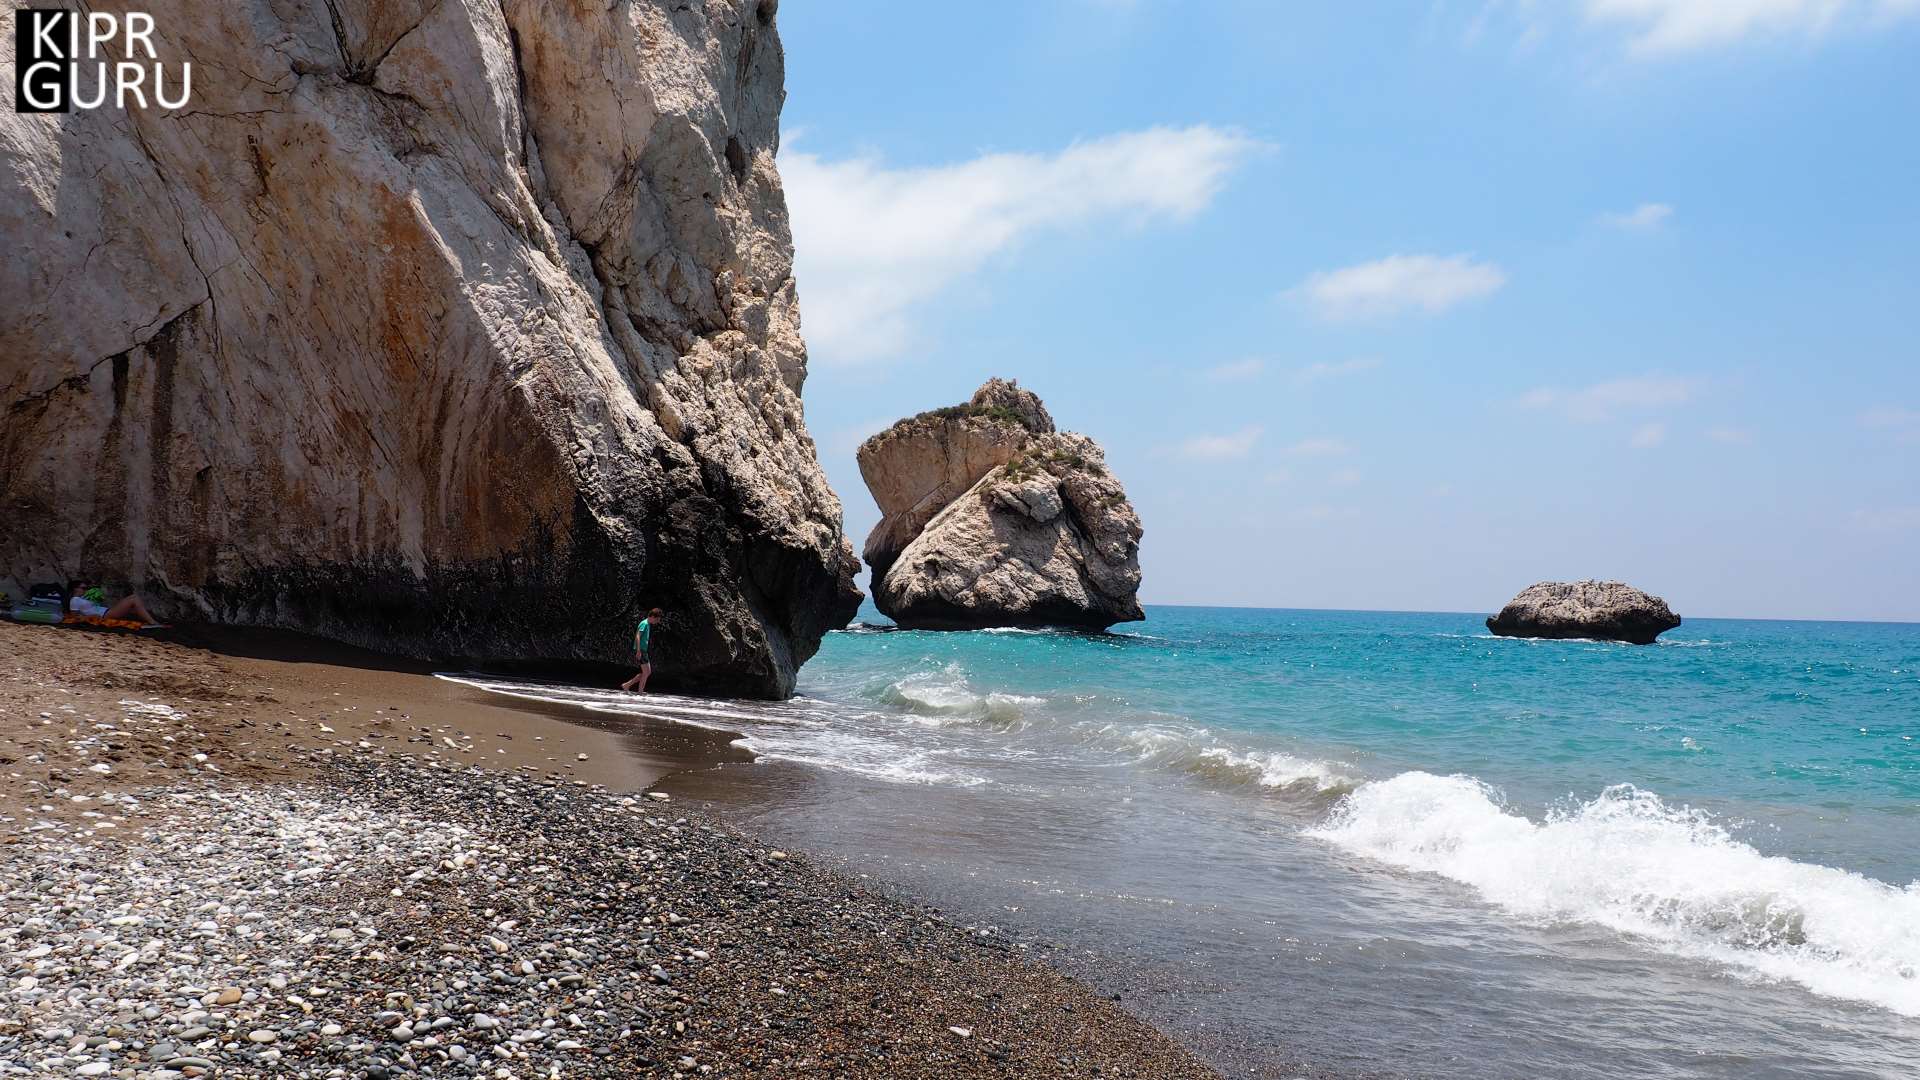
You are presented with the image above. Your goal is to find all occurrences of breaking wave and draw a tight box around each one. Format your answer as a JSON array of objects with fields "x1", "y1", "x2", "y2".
[
  {"x1": 874, "y1": 666, "x2": 1042, "y2": 727},
  {"x1": 1311, "y1": 772, "x2": 1920, "y2": 1016}
]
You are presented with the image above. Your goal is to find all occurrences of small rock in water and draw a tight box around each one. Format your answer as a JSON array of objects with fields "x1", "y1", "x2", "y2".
[{"x1": 949, "y1": 1026, "x2": 973, "y2": 1038}]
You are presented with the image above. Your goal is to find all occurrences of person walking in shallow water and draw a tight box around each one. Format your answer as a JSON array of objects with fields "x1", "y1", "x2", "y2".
[{"x1": 621, "y1": 608, "x2": 662, "y2": 693}]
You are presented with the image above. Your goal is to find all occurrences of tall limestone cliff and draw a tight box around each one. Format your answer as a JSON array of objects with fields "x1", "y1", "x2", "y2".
[
  {"x1": 0, "y1": 0, "x2": 860, "y2": 697},
  {"x1": 858, "y1": 380, "x2": 1143, "y2": 631}
]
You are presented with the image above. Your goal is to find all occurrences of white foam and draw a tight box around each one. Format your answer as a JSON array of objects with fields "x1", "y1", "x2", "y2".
[
  {"x1": 439, "y1": 674, "x2": 991, "y2": 788},
  {"x1": 877, "y1": 668, "x2": 1040, "y2": 727},
  {"x1": 432, "y1": 674, "x2": 761, "y2": 731},
  {"x1": 438, "y1": 673, "x2": 1347, "y2": 797},
  {"x1": 1195, "y1": 747, "x2": 1357, "y2": 790},
  {"x1": 748, "y1": 746, "x2": 989, "y2": 788},
  {"x1": 1312, "y1": 772, "x2": 1920, "y2": 1016},
  {"x1": 1096, "y1": 723, "x2": 1356, "y2": 793}
]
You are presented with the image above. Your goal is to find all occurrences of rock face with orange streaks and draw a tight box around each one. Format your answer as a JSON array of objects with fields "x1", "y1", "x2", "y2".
[{"x1": 0, "y1": 0, "x2": 858, "y2": 697}]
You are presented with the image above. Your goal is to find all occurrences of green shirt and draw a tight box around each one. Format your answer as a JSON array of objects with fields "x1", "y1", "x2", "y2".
[{"x1": 635, "y1": 619, "x2": 652, "y2": 654}]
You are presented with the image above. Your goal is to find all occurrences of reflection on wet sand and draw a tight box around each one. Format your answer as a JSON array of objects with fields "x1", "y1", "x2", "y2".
[{"x1": 439, "y1": 679, "x2": 757, "y2": 783}]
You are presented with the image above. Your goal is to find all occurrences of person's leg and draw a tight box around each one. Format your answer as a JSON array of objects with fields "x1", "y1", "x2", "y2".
[
  {"x1": 635, "y1": 661, "x2": 652, "y2": 693},
  {"x1": 105, "y1": 595, "x2": 161, "y2": 625},
  {"x1": 620, "y1": 670, "x2": 640, "y2": 691}
]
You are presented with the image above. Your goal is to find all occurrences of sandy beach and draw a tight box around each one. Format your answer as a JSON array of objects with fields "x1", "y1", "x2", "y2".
[{"x1": 0, "y1": 619, "x2": 1219, "y2": 1079}]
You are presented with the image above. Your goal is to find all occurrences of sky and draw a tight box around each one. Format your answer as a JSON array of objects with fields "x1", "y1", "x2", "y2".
[{"x1": 773, "y1": 0, "x2": 1920, "y2": 622}]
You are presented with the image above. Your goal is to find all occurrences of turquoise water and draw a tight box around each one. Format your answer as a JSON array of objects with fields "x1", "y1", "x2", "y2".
[
  {"x1": 823, "y1": 606, "x2": 1920, "y2": 878},
  {"x1": 463, "y1": 605, "x2": 1920, "y2": 1077}
]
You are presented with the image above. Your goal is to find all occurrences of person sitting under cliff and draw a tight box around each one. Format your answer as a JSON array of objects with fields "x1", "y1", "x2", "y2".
[
  {"x1": 68, "y1": 581, "x2": 166, "y2": 628},
  {"x1": 621, "y1": 608, "x2": 663, "y2": 693}
]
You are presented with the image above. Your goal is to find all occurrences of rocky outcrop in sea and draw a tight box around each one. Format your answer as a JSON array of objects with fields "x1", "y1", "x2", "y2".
[
  {"x1": 858, "y1": 380, "x2": 1143, "y2": 631},
  {"x1": 0, "y1": 0, "x2": 858, "y2": 697},
  {"x1": 1486, "y1": 580, "x2": 1682, "y2": 644}
]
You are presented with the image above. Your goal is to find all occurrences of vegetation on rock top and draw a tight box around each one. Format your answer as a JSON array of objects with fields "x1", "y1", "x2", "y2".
[{"x1": 862, "y1": 402, "x2": 1038, "y2": 454}]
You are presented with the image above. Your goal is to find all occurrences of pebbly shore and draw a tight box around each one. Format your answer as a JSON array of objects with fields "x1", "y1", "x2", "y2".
[{"x1": 0, "y1": 622, "x2": 1218, "y2": 1079}]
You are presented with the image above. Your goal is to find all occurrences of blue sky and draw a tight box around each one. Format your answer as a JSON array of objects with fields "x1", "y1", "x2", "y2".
[{"x1": 775, "y1": 1, "x2": 1920, "y2": 621}]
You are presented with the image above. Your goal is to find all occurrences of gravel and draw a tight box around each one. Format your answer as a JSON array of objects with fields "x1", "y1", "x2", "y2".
[{"x1": 1, "y1": 715, "x2": 1217, "y2": 1078}]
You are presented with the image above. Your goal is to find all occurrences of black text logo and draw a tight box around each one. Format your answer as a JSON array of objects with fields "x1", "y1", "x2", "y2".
[{"x1": 14, "y1": 9, "x2": 191, "y2": 113}]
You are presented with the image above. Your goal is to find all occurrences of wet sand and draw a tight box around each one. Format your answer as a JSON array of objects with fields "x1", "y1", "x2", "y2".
[{"x1": 0, "y1": 619, "x2": 746, "y2": 830}]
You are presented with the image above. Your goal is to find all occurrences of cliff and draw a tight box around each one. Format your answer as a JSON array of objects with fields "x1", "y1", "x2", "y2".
[
  {"x1": 0, "y1": 0, "x2": 859, "y2": 697},
  {"x1": 858, "y1": 380, "x2": 1143, "y2": 631}
]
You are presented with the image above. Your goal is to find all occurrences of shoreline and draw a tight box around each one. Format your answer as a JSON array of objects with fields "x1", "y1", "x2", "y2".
[
  {"x1": 0, "y1": 620, "x2": 1222, "y2": 1078},
  {"x1": 0, "y1": 619, "x2": 750, "y2": 830}
]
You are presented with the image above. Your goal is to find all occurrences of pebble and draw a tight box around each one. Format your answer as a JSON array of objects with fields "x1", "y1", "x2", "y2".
[{"x1": 0, "y1": 711, "x2": 1214, "y2": 1080}]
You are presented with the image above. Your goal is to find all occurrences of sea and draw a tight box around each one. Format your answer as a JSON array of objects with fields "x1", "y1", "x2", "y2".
[{"x1": 451, "y1": 605, "x2": 1920, "y2": 1079}]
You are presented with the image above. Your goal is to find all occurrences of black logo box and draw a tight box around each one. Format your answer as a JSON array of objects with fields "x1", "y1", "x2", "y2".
[{"x1": 15, "y1": 9, "x2": 73, "y2": 114}]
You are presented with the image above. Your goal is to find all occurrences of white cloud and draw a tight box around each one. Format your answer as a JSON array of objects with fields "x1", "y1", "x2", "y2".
[
  {"x1": 1295, "y1": 505, "x2": 1360, "y2": 524},
  {"x1": 1205, "y1": 358, "x2": 1266, "y2": 382},
  {"x1": 783, "y1": 126, "x2": 1261, "y2": 363},
  {"x1": 1600, "y1": 202, "x2": 1674, "y2": 230},
  {"x1": 1290, "y1": 254, "x2": 1506, "y2": 321},
  {"x1": 1584, "y1": 0, "x2": 1920, "y2": 53},
  {"x1": 1861, "y1": 405, "x2": 1920, "y2": 426},
  {"x1": 1851, "y1": 506, "x2": 1920, "y2": 532},
  {"x1": 1327, "y1": 467, "x2": 1365, "y2": 488},
  {"x1": 1177, "y1": 426, "x2": 1264, "y2": 460},
  {"x1": 1861, "y1": 405, "x2": 1920, "y2": 441},
  {"x1": 1519, "y1": 374, "x2": 1702, "y2": 422},
  {"x1": 1295, "y1": 357, "x2": 1383, "y2": 384},
  {"x1": 1708, "y1": 426, "x2": 1754, "y2": 444},
  {"x1": 1280, "y1": 437, "x2": 1352, "y2": 458},
  {"x1": 1629, "y1": 422, "x2": 1669, "y2": 448}
]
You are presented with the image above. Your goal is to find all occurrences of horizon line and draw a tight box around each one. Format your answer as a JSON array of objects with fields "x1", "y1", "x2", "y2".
[{"x1": 1129, "y1": 600, "x2": 1920, "y2": 626}]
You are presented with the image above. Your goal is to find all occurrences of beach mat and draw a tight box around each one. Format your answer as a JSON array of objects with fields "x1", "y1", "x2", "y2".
[{"x1": 3, "y1": 610, "x2": 151, "y2": 631}]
